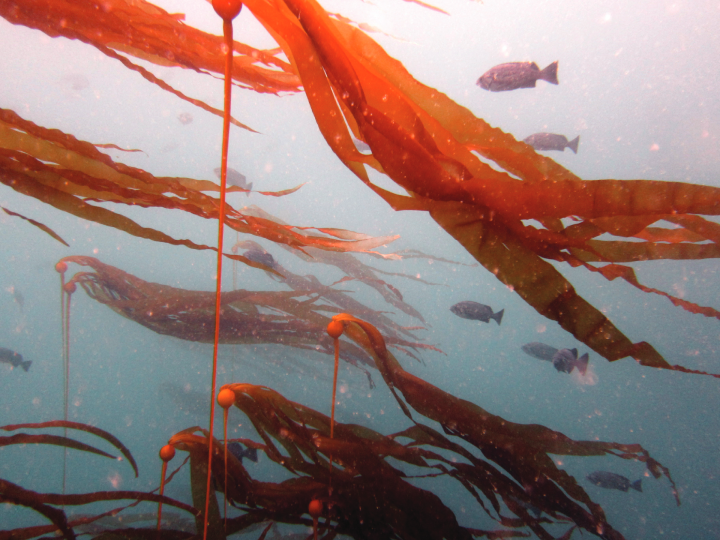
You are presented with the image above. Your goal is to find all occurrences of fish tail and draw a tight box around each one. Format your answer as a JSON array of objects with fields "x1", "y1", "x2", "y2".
[
  {"x1": 493, "y1": 309, "x2": 504, "y2": 326},
  {"x1": 576, "y1": 353, "x2": 589, "y2": 375},
  {"x1": 246, "y1": 182, "x2": 253, "y2": 195},
  {"x1": 568, "y1": 136, "x2": 580, "y2": 154},
  {"x1": 540, "y1": 61, "x2": 559, "y2": 85},
  {"x1": 21, "y1": 360, "x2": 31, "y2": 372},
  {"x1": 631, "y1": 479, "x2": 643, "y2": 492}
]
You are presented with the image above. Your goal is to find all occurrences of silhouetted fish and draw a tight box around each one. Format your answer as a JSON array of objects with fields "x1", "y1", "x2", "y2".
[
  {"x1": 521, "y1": 342, "x2": 559, "y2": 362},
  {"x1": 227, "y1": 442, "x2": 258, "y2": 463},
  {"x1": 0, "y1": 347, "x2": 31, "y2": 372},
  {"x1": 524, "y1": 133, "x2": 580, "y2": 154},
  {"x1": 11, "y1": 287, "x2": 24, "y2": 312},
  {"x1": 587, "y1": 471, "x2": 642, "y2": 493},
  {"x1": 450, "y1": 301, "x2": 504, "y2": 325},
  {"x1": 552, "y1": 348, "x2": 589, "y2": 375},
  {"x1": 214, "y1": 167, "x2": 253, "y2": 191},
  {"x1": 477, "y1": 61, "x2": 558, "y2": 92},
  {"x1": 244, "y1": 249, "x2": 276, "y2": 269}
]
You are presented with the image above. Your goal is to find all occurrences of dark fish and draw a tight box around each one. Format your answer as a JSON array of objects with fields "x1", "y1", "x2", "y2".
[
  {"x1": 524, "y1": 133, "x2": 580, "y2": 154},
  {"x1": 552, "y1": 348, "x2": 589, "y2": 375},
  {"x1": 213, "y1": 167, "x2": 253, "y2": 191},
  {"x1": 587, "y1": 471, "x2": 642, "y2": 493},
  {"x1": 521, "y1": 342, "x2": 559, "y2": 362},
  {"x1": 0, "y1": 347, "x2": 31, "y2": 372},
  {"x1": 244, "y1": 249, "x2": 276, "y2": 269},
  {"x1": 450, "y1": 301, "x2": 504, "y2": 325},
  {"x1": 477, "y1": 61, "x2": 559, "y2": 92},
  {"x1": 227, "y1": 442, "x2": 258, "y2": 463}
]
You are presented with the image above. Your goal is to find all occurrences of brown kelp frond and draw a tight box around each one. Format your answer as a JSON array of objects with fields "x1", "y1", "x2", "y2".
[
  {"x1": 332, "y1": 314, "x2": 679, "y2": 514},
  {"x1": 2, "y1": 420, "x2": 139, "y2": 477},
  {"x1": 183, "y1": 379, "x2": 662, "y2": 539},
  {"x1": 0, "y1": 478, "x2": 76, "y2": 540},
  {"x1": 56, "y1": 257, "x2": 436, "y2": 377},
  {"x1": 0, "y1": 0, "x2": 300, "y2": 95},
  {"x1": 241, "y1": 0, "x2": 720, "y2": 374},
  {"x1": 1, "y1": 206, "x2": 69, "y2": 246},
  {"x1": 0, "y1": 108, "x2": 401, "y2": 258}
]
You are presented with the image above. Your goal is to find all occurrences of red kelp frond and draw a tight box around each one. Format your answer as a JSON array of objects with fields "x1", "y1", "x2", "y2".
[
  {"x1": 58, "y1": 256, "x2": 435, "y2": 375},
  {"x1": 0, "y1": 0, "x2": 300, "y2": 97},
  {"x1": 240, "y1": 0, "x2": 720, "y2": 374},
  {"x1": 0, "y1": 108, "x2": 399, "y2": 259}
]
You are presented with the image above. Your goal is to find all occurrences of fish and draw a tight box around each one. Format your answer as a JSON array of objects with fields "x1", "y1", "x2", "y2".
[
  {"x1": 0, "y1": 347, "x2": 32, "y2": 372},
  {"x1": 227, "y1": 442, "x2": 258, "y2": 463},
  {"x1": 450, "y1": 301, "x2": 504, "y2": 325},
  {"x1": 244, "y1": 249, "x2": 276, "y2": 269},
  {"x1": 521, "y1": 342, "x2": 559, "y2": 362},
  {"x1": 587, "y1": 471, "x2": 642, "y2": 493},
  {"x1": 213, "y1": 167, "x2": 253, "y2": 192},
  {"x1": 477, "y1": 61, "x2": 559, "y2": 92},
  {"x1": 10, "y1": 286, "x2": 24, "y2": 312},
  {"x1": 523, "y1": 133, "x2": 580, "y2": 154},
  {"x1": 551, "y1": 348, "x2": 589, "y2": 375}
]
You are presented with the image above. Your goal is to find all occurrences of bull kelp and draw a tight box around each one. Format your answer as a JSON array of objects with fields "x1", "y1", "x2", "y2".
[{"x1": 0, "y1": 0, "x2": 718, "y2": 539}]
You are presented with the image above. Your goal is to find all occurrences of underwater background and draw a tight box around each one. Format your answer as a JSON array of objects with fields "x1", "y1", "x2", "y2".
[{"x1": 1, "y1": 0, "x2": 719, "y2": 538}]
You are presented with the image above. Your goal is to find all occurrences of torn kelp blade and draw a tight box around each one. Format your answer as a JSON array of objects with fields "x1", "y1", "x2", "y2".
[{"x1": 1, "y1": 206, "x2": 69, "y2": 247}]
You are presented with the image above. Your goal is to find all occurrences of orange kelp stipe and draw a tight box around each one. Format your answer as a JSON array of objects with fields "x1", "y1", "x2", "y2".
[
  {"x1": 156, "y1": 444, "x2": 176, "y2": 530},
  {"x1": 325, "y1": 320, "x2": 344, "y2": 440},
  {"x1": 205, "y1": 2, "x2": 243, "y2": 540},
  {"x1": 217, "y1": 388, "x2": 235, "y2": 526},
  {"x1": 309, "y1": 499, "x2": 323, "y2": 540}
]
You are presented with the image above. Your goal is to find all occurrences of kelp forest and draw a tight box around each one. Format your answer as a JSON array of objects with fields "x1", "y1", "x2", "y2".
[{"x1": 1, "y1": 0, "x2": 719, "y2": 539}]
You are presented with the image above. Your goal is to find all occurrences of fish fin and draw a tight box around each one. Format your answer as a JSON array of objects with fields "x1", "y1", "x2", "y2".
[
  {"x1": 540, "y1": 61, "x2": 559, "y2": 85},
  {"x1": 570, "y1": 348, "x2": 578, "y2": 358},
  {"x1": 520, "y1": 80, "x2": 537, "y2": 89},
  {"x1": 21, "y1": 360, "x2": 31, "y2": 372},
  {"x1": 631, "y1": 479, "x2": 643, "y2": 492},
  {"x1": 493, "y1": 309, "x2": 504, "y2": 325},
  {"x1": 567, "y1": 136, "x2": 580, "y2": 154},
  {"x1": 576, "y1": 353, "x2": 589, "y2": 375}
]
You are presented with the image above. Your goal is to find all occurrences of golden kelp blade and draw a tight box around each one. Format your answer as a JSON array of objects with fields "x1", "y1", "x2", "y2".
[
  {"x1": 0, "y1": 0, "x2": 300, "y2": 95},
  {"x1": 0, "y1": 108, "x2": 400, "y2": 257},
  {"x1": 241, "y1": 0, "x2": 719, "y2": 373},
  {"x1": 1, "y1": 206, "x2": 69, "y2": 246}
]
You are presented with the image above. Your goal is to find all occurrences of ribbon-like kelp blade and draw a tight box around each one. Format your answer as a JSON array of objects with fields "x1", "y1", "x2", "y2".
[
  {"x1": 0, "y1": 479, "x2": 75, "y2": 540},
  {"x1": 0, "y1": 0, "x2": 300, "y2": 94},
  {"x1": 2, "y1": 420, "x2": 139, "y2": 477},
  {"x1": 0, "y1": 108, "x2": 400, "y2": 258},
  {"x1": 1, "y1": 205, "x2": 70, "y2": 246},
  {"x1": 243, "y1": 0, "x2": 719, "y2": 374},
  {"x1": 0, "y1": 434, "x2": 116, "y2": 461}
]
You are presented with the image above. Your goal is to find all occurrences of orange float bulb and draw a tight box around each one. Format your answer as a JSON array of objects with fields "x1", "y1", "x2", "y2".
[
  {"x1": 309, "y1": 499, "x2": 323, "y2": 540},
  {"x1": 55, "y1": 261, "x2": 67, "y2": 273},
  {"x1": 326, "y1": 320, "x2": 344, "y2": 339},
  {"x1": 159, "y1": 444, "x2": 176, "y2": 462},
  {"x1": 217, "y1": 388, "x2": 235, "y2": 409},
  {"x1": 157, "y1": 444, "x2": 175, "y2": 530},
  {"x1": 212, "y1": 0, "x2": 242, "y2": 21},
  {"x1": 63, "y1": 281, "x2": 76, "y2": 294}
]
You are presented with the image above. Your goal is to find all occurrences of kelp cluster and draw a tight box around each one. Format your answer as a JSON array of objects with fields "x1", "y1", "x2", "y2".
[{"x1": 1, "y1": 0, "x2": 719, "y2": 538}]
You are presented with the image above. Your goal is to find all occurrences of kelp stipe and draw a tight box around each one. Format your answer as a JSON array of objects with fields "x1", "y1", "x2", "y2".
[{"x1": 205, "y1": 3, "x2": 244, "y2": 540}]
